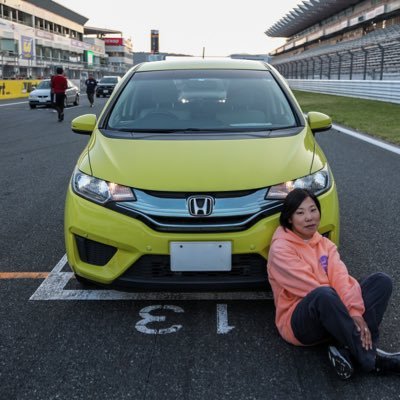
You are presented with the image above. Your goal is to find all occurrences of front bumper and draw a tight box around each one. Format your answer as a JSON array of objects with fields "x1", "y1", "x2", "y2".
[
  {"x1": 64, "y1": 184, "x2": 339, "y2": 289},
  {"x1": 96, "y1": 87, "x2": 115, "y2": 96},
  {"x1": 29, "y1": 99, "x2": 51, "y2": 106}
]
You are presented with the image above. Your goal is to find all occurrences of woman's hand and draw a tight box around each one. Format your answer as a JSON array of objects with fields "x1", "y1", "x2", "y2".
[{"x1": 352, "y1": 316, "x2": 373, "y2": 350}]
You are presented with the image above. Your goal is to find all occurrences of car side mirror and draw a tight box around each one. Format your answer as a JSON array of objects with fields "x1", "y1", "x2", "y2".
[
  {"x1": 71, "y1": 114, "x2": 97, "y2": 135},
  {"x1": 307, "y1": 111, "x2": 332, "y2": 134}
]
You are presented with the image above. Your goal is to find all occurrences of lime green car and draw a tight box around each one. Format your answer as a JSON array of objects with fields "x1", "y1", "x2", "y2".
[{"x1": 65, "y1": 58, "x2": 339, "y2": 290}]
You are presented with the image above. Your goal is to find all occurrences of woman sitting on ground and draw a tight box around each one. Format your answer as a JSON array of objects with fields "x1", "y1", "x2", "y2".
[{"x1": 267, "y1": 188, "x2": 399, "y2": 379}]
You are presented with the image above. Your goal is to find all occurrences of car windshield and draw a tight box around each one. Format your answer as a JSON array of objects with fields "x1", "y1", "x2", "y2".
[
  {"x1": 100, "y1": 77, "x2": 118, "y2": 84},
  {"x1": 37, "y1": 80, "x2": 51, "y2": 89},
  {"x1": 106, "y1": 69, "x2": 297, "y2": 133}
]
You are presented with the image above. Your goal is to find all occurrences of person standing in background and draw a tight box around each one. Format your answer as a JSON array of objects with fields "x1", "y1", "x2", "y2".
[
  {"x1": 51, "y1": 67, "x2": 68, "y2": 122},
  {"x1": 85, "y1": 74, "x2": 97, "y2": 107}
]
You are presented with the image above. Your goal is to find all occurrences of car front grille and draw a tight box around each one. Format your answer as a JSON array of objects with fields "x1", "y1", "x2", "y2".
[
  {"x1": 115, "y1": 254, "x2": 270, "y2": 290},
  {"x1": 109, "y1": 188, "x2": 282, "y2": 233}
]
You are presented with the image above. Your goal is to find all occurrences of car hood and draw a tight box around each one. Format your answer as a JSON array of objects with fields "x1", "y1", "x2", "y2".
[
  {"x1": 84, "y1": 128, "x2": 325, "y2": 191},
  {"x1": 30, "y1": 89, "x2": 50, "y2": 96}
]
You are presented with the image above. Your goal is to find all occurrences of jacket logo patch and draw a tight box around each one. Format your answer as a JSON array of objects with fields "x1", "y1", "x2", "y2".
[{"x1": 319, "y1": 255, "x2": 328, "y2": 273}]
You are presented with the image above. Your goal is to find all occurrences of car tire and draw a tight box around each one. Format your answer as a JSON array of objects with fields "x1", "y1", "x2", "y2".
[
  {"x1": 96, "y1": 94, "x2": 100, "y2": 98},
  {"x1": 29, "y1": 104, "x2": 36, "y2": 109},
  {"x1": 74, "y1": 94, "x2": 79, "y2": 106}
]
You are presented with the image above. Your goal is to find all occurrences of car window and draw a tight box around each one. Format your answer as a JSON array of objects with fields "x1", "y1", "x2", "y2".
[
  {"x1": 100, "y1": 77, "x2": 119, "y2": 84},
  {"x1": 37, "y1": 80, "x2": 51, "y2": 89},
  {"x1": 106, "y1": 69, "x2": 297, "y2": 133}
]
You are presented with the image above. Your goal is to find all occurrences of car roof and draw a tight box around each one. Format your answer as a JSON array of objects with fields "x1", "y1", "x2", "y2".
[{"x1": 135, "y1": 58, "x2": 270, "y2": 72}]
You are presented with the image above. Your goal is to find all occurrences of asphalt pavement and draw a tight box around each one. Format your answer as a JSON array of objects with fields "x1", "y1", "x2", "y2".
[{"x1": 0, "y1": 96, "x2": 399, "y2": 400}]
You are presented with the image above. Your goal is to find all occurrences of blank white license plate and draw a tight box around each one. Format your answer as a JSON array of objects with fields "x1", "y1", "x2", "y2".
[
  {"x1": 103, "y1": 90, "x2": 109, "y2": 94},
  {"x1": 170, "y1": 241, "x2": 232, "y2": 272}
]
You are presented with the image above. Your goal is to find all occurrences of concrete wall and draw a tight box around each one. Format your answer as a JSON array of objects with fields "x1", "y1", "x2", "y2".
[
  {"x1": 0, "y1": 79, "x2": 41, "y2": 99},
  {"x1": 288, "y1": 79, "x2": 400, "y2": 104}
]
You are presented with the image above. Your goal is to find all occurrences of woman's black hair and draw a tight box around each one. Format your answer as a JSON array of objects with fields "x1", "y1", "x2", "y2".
[{"x1": 279, "y1": 188, "x2": 321, "y2": 230}]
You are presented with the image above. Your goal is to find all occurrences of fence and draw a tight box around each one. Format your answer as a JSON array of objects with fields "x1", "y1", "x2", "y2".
[{"x1": 288, "y1": 79, "x2": 400, "y2": 104}]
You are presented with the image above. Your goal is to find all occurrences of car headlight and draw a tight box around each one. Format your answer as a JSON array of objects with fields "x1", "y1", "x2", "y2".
[
  {"x1": 29, "y1": 95, "x2": 37, "y2": 100},
  {"x1": 266, "y1": 166, "x2": 330, "y2": 200},
  {"x1": 72, "y1": 169, "x2": 135, "y2": 204}
]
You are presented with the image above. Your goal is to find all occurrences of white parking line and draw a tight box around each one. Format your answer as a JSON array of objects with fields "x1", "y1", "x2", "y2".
[
  {"x1": 0, "y1": 101, "x2": 28, "y2": 107},
  {"x1": 29, "y1": 254, "x2": 273, "y2": 301}
]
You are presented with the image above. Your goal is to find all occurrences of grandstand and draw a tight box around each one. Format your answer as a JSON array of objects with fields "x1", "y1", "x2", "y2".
[{"x1": 266, "y1": 0, "x2": 400, "y2": 80}]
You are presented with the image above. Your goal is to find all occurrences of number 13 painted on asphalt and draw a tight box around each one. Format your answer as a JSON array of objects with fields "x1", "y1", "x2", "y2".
[{"x1": 135, "y1": 304, "x2": 234, "y2": 335}]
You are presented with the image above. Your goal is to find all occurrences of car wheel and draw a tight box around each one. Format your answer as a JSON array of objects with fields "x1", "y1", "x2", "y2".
[
  {"x1": 29, "y1": 104, "x2": 36, "y2": 109},
  {"x1": 74, "y1": 94, "x2": 79, "y2": 106},
  {"x1": 96, "y1": 94, "x2": 100, "y2": 98}
]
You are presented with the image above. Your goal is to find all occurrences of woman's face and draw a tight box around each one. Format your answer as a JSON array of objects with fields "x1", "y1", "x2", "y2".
[{"x1": 289, "y1": 196, "x2": 321, "y2": 240}]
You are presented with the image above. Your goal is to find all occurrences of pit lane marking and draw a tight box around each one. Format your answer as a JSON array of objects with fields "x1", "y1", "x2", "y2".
[
  {"x1": 29, "y1": 254, "x2": 273, "y2": 301},
  {"x1": 0, "y1": 272, "x2": 49, "y2": 279}
]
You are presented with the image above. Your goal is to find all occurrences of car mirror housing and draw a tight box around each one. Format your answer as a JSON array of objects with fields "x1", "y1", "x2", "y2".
[
  {"x1": 71, "y1": 114, "x2": 97, "y2": 135},
  {"x1": 307, "y1": 111, "x2": 332, "y2": 133}
]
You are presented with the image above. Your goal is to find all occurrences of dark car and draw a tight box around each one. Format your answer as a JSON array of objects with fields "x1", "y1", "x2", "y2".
[{"x1": 96, "y1": 76, "x2": 121, "y2": 97}]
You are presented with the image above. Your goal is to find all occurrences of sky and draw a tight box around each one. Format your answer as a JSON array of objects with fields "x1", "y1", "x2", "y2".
[{"x1": 55, "y1": 0, "x2": 302, "y2": 56}]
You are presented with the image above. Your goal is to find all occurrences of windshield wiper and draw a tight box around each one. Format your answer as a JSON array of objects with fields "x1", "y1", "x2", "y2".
[
  {"x1": 108, "y1": 128, "x2": 179, "y2": 133},
  {"x1": 108, "y1": 128, "x2": 230, "y2": 133},
  {"x1": 107, "y1": 127, "x2": 289, "y2": 134}
]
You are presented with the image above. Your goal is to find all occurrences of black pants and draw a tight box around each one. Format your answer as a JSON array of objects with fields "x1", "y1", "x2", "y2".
[
  {"x1": 55, "y1": 93, "x2": 65, "y2": 119},
  {"x1": 291, "y1": 272, "x2": 392, "y2": 371},
  {"x1": 87, "y1": 91, "x2": 94, "y2": 105}
]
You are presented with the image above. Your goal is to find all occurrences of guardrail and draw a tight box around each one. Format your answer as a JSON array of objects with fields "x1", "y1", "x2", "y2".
[{"x1": 288, "y1": 79, "x2": 400, "y2": 104}]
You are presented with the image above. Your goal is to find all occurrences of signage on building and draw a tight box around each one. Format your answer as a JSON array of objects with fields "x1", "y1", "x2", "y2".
[
  {"x1": 36, "y1": 29, "x2": 54, "y2": 40},
  {"x1": 71, "y1": 39, "x2": 91, "y2": 50},
  {"x1": 151, "y1": 30, "x2": 159, "y2": 54},
  {"x1": 21, "y1": 36, "x2": 33, "y2": 59},
  {"x1": 307, "y1": 30, "x2": 323, "y2": 41},
  {"x1": 365, "y1": 5, "x2": 385, "y2": 20},
  {"x1": 104, "y1": 38, "x2": 123, "y2": 46},
  {"x1": 84, "y1": 50, "x2": 94, "y2": 66},
  {"x1": 325, "y1": 20, "x2": 348, "y2": 35}
]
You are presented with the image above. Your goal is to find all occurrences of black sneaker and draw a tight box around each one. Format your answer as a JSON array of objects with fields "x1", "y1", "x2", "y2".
[
  {"x1": 375, "y1": 349, "x2": 400, "y2": 375},
  {"x1": 328, "y1": 345, "x2": 354, "y2": 380}
]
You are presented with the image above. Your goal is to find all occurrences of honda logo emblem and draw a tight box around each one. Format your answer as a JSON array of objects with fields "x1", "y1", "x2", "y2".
[{"x1": 187, "y1": 195, "x2": 214, "y2": 216}]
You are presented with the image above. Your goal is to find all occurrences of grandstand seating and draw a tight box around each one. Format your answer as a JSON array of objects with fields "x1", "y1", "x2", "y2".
[{"x1": 271, "y1": 24, "x2": 400, "y2": 80}]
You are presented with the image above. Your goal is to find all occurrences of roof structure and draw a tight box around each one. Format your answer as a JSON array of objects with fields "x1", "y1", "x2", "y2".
[
  {"x1": 265, "y1": 0, "x2": 362, "y2": 38},
  {"x1": 24, "y1": 0, "x2": 88, "y2": 25},
  {"x1": 84, "y1": 26, "x2": 122, "y2": 36}
]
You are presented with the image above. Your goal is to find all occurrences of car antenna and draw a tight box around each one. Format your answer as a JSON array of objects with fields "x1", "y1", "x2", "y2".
[{"x1": 202, "y1": 47, "x2": 205, "y2": 59}]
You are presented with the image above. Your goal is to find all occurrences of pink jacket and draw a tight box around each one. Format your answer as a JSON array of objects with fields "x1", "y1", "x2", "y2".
[{"x1": 267, "y1": 226, "x2": 365, "y2": 346}]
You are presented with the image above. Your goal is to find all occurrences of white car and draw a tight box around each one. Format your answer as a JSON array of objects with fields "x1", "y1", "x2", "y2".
[{"x1": 29, "y1": 79, "x2": 80, "y2": 109}]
